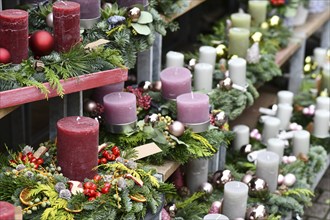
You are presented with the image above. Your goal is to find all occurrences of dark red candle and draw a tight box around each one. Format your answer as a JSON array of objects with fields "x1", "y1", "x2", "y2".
[
  {"x1": 57, "y1": 116, "x2": 99, "y2": 181},
  {"x1": 53, "y1": 1, "x2": 80, "y2": 53},
  {"x1": 0, "y1": 9, "x2": 28, "y2": 64},
  {"x1": 0, "y1": 201, "x2": 15, "y2": 220}
]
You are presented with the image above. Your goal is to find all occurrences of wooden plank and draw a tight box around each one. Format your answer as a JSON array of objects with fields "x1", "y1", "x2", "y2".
[
  {"x1": 276, "y1": 42, "x2": 301, "y2": 67},
  {"x1": 0, "y1": 106, "x2": 19, "y2": 119},
  {"x1": 167, "y1": 0, "x2": 207, "y2": 21},
  {"x1": 0, "y1": 68, "x2": 128, "y2": 109},
  {"x1": 150, "y1": 160, "x2": 180, "y2": 181}
]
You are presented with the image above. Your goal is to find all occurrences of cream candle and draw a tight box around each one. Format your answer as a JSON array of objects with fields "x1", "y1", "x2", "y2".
[
  {"x1": 160, "y1": 67, "x2": 192, "y2": 100},
  {"x1": 292, "y1": 130, "x2": 310, "y2": 156},
  {"x1": 228, "y1": 28, "x2": 250, "y2": 58},
  {"x1": 194, "y1": 63, "x2": 213, "y2": 92},
  {"x1": 232, "y1": 125, "x2": 250, "y2": 151},
  {"x1": 103, "y1": 92, "x2": 137, "y2": 125},
  {"x1": 277, "y1": 90, "x2": 294, "y2": 105},
  {"x1": 316, "y1": 96, "x2": 330, "y2": 111},
  {"x1": 267, "y1": 138, "x2": 285, "y2": 158},
  {"x1": 321, "y1": 62, "x2": 330, "y2": 92},
  {"x1": 248, "y1": 0, "x2": 268, "y2": 26},
  {"x1": 231, "y1": 13, "x2": 251, "y2": 29},
  {"x1": 203, "y1": 214, "x2": 229, "y2": 220},
  {"x1": 276, "y1": 104, "x2": 293, "y2": 130},
  {"x1": 166, "y1": 51, "x2": 184, "y2": 67},
  {"x1": 185, "y1": 158, "x2": 208, "y2": 193},
  {"x1": 199, "y1": 46, "x2": 217, "y2": 68},
  {"x1": 256, "y1": 151, "x2": 279, "y2": 192},
  {"x1": 313, "y1": 109, "x2": 330, "y2": 138},
  {"x1": 262, "y1": 117, "x2": 281, "y2": 143},
  {"x1": 314, "y1": 47, "x2": 327, "y2": 66},
  {"x1": 228, "y1": 57, "x2": 247, "y2": 87},
  {"x1": 92, "y1": 82, "x2": 124, "y2": 104},
  {"x1": 222, "y1": 181, "x2": 248, "y2": 219}
]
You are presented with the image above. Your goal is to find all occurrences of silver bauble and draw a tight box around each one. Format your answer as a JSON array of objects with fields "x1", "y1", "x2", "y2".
[
  {"x1": 212, "y1": 169, "x2": 234, "y2": 188},
  {"x1": 128, "y1": 7, "x2": 141, "y2": 22},
  {"x1": 138, "y1": 80, "x2": 152, "y2": 91},
  {"x1": 199, "y1": 182, "x2": 213, "y2": 195},
  {"x1": 218, "y1": 78, "x2": 233, "y2": 90},
  {"x1": 246, "y1": 204, "x2": 268, "y2": 220},
  {"x1": 168, "y1": 121, "x2": 185, "y2": 137},
  {"x1": 46, "y1": 13, "x2": 53, "y2": 28},
  {"x1": 239, "y1": 144, "x2": 253, "y2": 156},
  {"x1": 84, "y1": 100, "x2": 97, "y2": 113},
  {"x1": 187, "y1": 58, "x2": 197, "y2": 71},
  {"x1": 214, "y1": 111, "x2": 228, "y2": 127},
  {"x1": 247, "y1": 177, "x2": 269, "y2": 199},
  {"x1": 241, "y1": 173, "x2": 254, "y2": 184},
  {"x1": 151, "y1": 81, "x2": 162, "y2": 92}
]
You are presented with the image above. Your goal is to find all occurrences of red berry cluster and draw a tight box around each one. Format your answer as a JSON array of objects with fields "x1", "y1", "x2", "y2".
[
  {"x1": 98, "y1": 146, "x2": 121, "y2": 165},
  {"x1": 126, "y1": 86, "x2": 152, "y2": 110},
  {"x1": 83, "y1": 174, "x2": 111, "y2": 201},
  {"x1": 270, "y1": 0, "x2": 285, "y2": 6},
  {"x1": 10, "y1": 152, "x2": 44, "y2": 169}
]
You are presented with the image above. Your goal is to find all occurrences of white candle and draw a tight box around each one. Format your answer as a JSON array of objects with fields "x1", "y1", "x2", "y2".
[
  {"x1": 166, "y1": 51, "x2": 184, "y2": 68},
  {"x1": 313, "y1": 47, "x2": 327, "y2": 66},
  {"x1": 222, "y1": 181, "x2": 248, "y2": 219},
  {"x1": 185, "y1": 158, "x2": 208, "y2": 193},
  {"x1": 267, "y1": 138, "x2": 285, "y2": 158},
  {"x1": 232, "y1": 125, "x2": 250, "y2": 151},
  {"x1": 203, "y1": 214, "x2": 229, "y2": 220},
  {"x1": 231, "y1": 13, "x2": 251, "y2": 29},
  {"x1": 262, "y1": 117, "x2": 281, "y2": 143},
  {"x1": 199, "y1": 46, "x2": 217, "y2": 68},
  {"x1": 292, "y1": 130, "x2": 310, "y2": 156},
  {"x1": 256, "y1": 151, "x2": 279, "y2": 192},
  {"x1": 321, "y1": 62, "x2": 330, "y2": 93},
  {"x1": 316, "y1": 96, "x2": 330, "y2": 111},
  {"x1": 194, "y1": 63, "x2": 213, "y2": 92},
  {"x1": 276, "y1": 104, "x2": 293, "y2": 130},
  {"x1": 313, "y1": 109, "x2": 330, "y2": 138},
  {"x1": 277, "y1": 90, "x2": 294, "y2": 105},
  {"x1": 228, "y1": 57, "x2": 247, "y2": 87}
]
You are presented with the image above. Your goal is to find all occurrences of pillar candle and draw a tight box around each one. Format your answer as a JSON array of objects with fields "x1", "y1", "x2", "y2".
[
  {"x1": 0, "y1": 9, "x2": 28, "y2": 64},
  {"x1": 262, "y1": 117, "x2": 281, "y2": 143},
  {"x1": 292, "y1": 130, "x2": 310, "y2": 156},
  {"x1": 248, "y1": 0, "x2": 268, "y2": 26},
  {"x1": 232, "y1": 125, "x2": 250, "y2": 151},
  {"x1": 231, "y1": 13, "x2": 251, "y2": 29},
  {"x1": 103, "y1": 92, "x2": 137, "y2": 125},
  {"x1": 313, "y1": 109, "x2": 330, "y2": 138},
  {"x1": 256, "y1": 151, "x2": 279, "y2": 192},
  {"x1": 228, "y1": 27, "x2": 250, "y2": 58},
  {"x1": 277, "y1": 90, "x2": 294, "y2": 105},
  {"x1": 313, "y1": 47, "x2": 327, "y2": 66},
  {"x1": 92, "y1": 82, "x2": 124, "y2": 104},
  {"x1": 160, "y1": 67, "x2": 192, "y2": 100},
  {"x1": 166, "y1": 51, "x2": 184, "y2": 68},
  {"x1": 53, "y1": 1, "x2": 80, "y2": 52},
  {"x1": 316, "y1": 96, "x2": 330, "y2": 111},
  {"x1": 185, "y1": 158, "x2": 208, "y2": 193},
  {"x1": 228, "y1": 57, "x2": 247, "y2": 87},
  {"x1": 194, "y1": 63, "x2": 213, "y2": 92},
  {"x1": 321, "y1": 62, "x2": 330, "y2": 92},
  {"x1": 57, "y1": 116, "x2": 99, "y2": 181},
  {"x1": 71, "y1": 0, "x2": 100, "y2": 19},
  {"x1": 0, "y1": 201, "x2": 15, "y2": 220},
  {"x1": 222, "y1": 181, "x2": 248, "y2": 219},
  {"x1": 267, "y1": 138, "x2": 285, "y2": 158},
  {"x1": 177, "y1": 93, "x2": 209, "y2": 124},
  {"x1": 203, "y1": 214, "x2": 229, "y2": 220},
  {"x1": 199, "y1": 46, "x2": 217, "y2": 68},
  {"x1": 117, "y1": 0, "x2": 148, "y2": 7},
  {"x1": 276, "y1": 103, "x2": 293, "y2": 130}
]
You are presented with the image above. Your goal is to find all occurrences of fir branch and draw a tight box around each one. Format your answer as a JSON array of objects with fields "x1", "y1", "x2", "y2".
[{"x1": 176, "y1": 192, "x2": 205, "y2": 209}]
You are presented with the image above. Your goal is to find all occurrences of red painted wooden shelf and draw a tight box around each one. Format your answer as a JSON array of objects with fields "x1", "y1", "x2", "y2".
[{"x1": 0, "y1": 68, "x2": 128, "y2": 109}]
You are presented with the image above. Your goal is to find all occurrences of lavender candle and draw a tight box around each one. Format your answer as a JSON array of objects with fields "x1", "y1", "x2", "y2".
[
  {"x1": 117, "y1": 0, "x2": 148, "y2": 7},
  {"x1": 71, "y1": 0, "x2": 100, "y2": 29},
  {"x1": 256, "y1": 151, "x2": 279, "y2": 192},
  {"x1": 92, "y1": 82, "x2": 124, "y2": 104}
]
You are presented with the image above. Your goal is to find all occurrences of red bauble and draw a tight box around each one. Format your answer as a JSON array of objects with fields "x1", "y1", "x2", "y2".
[
  {"x1": 0, "y1": 48, "x2": 11, "y2": 64},
  {"x1": 29, "y1": 30, "x2": 54, "y2": 57}
]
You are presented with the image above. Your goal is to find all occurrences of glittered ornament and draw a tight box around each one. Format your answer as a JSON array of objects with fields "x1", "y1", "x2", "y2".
[
  {"x1": 283, "y1": 173, "x2": 296, "y2": 187},
  {"x1": 46, "y1": 13, "x2": 54, "y2": 28},
  {"x1": 247, "y1": 177, "x2": 269, "y2": 199},
  {"x1": 29, "y1": 30, "x2": 54, "y2": 57},
  {"x1": 240, "y1": 144, "x2": 253, "y2": 156},
  {"x1": 212, "y1": 169, "x2": 234, "y2": 188},
  {"x1": 138, "y1": 80, "x2": 152, "y2": 91},
  {"x1": 128, "y1": 7, "x2": 141, "y2": 22},
  {"x1": 0, "y1": 48, "x2": 11, "y2": 64},
  {"x1": 209, "y1": 200, "x2": 223, "y2": 214},
  {"x1": 246, "y1": 204, "x2": 268, "y2": 220},
  {"x1": 214, "y1": 111, "x2": 228, "y2": 127},
  {"x1": 199, "y1": 182, "x2": 213, "y2": 195},
  {"x1": 84, "y1": 100, "x2": 97, "y2": 113},
  {"x1": 168, "y1": 121, "x2": 185, "y2": 137},
  {"x1": 218, "y1": 78, "x2": 233, "y2": 90},
  {"x1": 241, "y1": 173, "x2": 254, "y2": 184},
  {"x1": 33, "y1": 60, "x2": 45, "y2": 72}
]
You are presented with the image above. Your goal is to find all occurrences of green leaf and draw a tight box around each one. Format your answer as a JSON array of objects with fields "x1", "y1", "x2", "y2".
[
  {"x1": 152, "y1": 129, "x2": 167, "y2": 144},
  {"x1": 137, "y1": 11, "x2": 153, "y2": 24},
  {"x1": 131, "y1": 23, "x2": 151, "y2": 35}
]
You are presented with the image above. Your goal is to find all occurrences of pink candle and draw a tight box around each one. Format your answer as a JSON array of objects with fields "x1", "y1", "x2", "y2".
[
  {"x1": 160, "y1": 67, "x2": 192, "y2": 100},
  {"x1": 177, "y1": 93, "x2": 209, "y2": 124},
  {"x1": 0, "y1": 9, "x2": 28, "y2": 64},
  {"x1": 92, "y1": 82, "x2": 124, "y2": 104},
  {"x1": 0, "y1": 201, "x2": 15, "y2": 220},
  {"x1": 57, "y1": 116, "x2": 99, "y2": 181},
  {"x1": 53, "y1": 1, "x2": 80, "y2": 52},
  {"x1": 103, "y1": 92, "x2": 137, "y2": 125},
  {"x1": 71, "y1": 0, "x2": 100, "y2": 19}
]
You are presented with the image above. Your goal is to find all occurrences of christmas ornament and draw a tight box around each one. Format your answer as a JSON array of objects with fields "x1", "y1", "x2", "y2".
[
  {"x1": 187, "y1": 58, "x2": 197, "y2": 71},
  {"x1": 128, "y1": 7, "x2": 141, "y2": 22},
  {"x1": 151, "y1": 81, "x2": 162, "y2": 92},
  {"x1": 247, "y1": 177, "x2": 269, "y2": 199},
  {"x1": 251, "y1": 32, "x2": 262, "y2": 43},
  {"x1": 241, "y1": 173, "x2": 254, "y2": 184},
  {"x1": 216, "y1": 44, "x2": 228, "y2": 59},
  {"x1": 84, "y1": 100, "x2": 97, "y2": 113},
  {"x1": 46, "y1": 13, "x2": 53, "y2": 28},
  {"x1": 33, "y1": 60, "x2": 45, "y2": 72},
  {"x1": 278, "y1": 174, "x2": 284, "y2": 185},
  {"x1": 138, "y1": 80, "x2": 152, "y2": 91},
  {"x1": 260, "y1": 22, "x2": 269, "y2": 30},
  {"x1": 199, "y1": 182, "x2": 213, "y2": 195},
  {"x1": 208, "y1": 200, "x2": 223, "y2": 214},
  {"x1": 212, "y1": 169, "x2": 234, "y2": 188},
  {"x1": 164, "y1": 203, "x2": 177, "y2": 218},
  {"x1": 246, "y1": 204, "x2": 268, "y2": 220},
  {"x1": 269, "y1": 15, "x2": 280, "y2": 27},
  {"x1": 246, "y1": 42, "x2": 261, "y2": 64},
  {"x1": 214, "y1": 111, "x2": 228, "y2": 127},
  {"x1": 29, "y1": 30, "x2": 54, "y2": 57},
  {"x1": 168, "y1": 121, "x2": 185, "y2": 137},
  {"x1": 283, "y1": 173, "x2": 296, "y2": 187},
  {"x1": 240, "y1": 144, "x2": 253, "y2": 156},
  {"x1": 218, "y1": 78, "x2": 233, "y2": 91},
  {"x1": 0, "y1": 48, "x2": 11, "y2": 64}
]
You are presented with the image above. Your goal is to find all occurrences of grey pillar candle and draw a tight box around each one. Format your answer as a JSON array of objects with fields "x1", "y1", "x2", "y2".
[
  {"x1": 232, "y1": 125, "x2": 250, "y2": 151},
  {"x1": 277, "y1": 90, "x2": 294, "y2": 105},
  {"x1": 166, "y1": 51, "x2": 184, "y2": 68},
  {"x1": 194, "y1": 63, "x2": 214, "y2": 92},
  {"x1": 199, "y1": 46, "x2": 217, "y2": 68},
  {"x1": 267, "y1": 138, "x2": 285, "y2": 158},
  {"x1": 262, "y1": 117, "x2": 281, "y2": 144},
  {"x1": 256, "y1": 151, "x2": 279, "y2": 192},
  {"x1": 316, "y1": 96, "x2": 330, "y2": 111},
  {"x1": 313, "y1": 109, "x2": 330, "y2": 138},
  {"x1": 185, "y1": 158, "x2": 208, "y2": 193},
  {"x1": 292, "y1": 130, "x2": 310, "y2": 156},
  {"x1": 276, "y1": 104, "x2": 293, "y2": 130},
  {"x1": 222, "y1": 181, "x2": 248, "y2": 219},
  {"x1": 203, "y1": 214, "x2": 229, "y2": 220}
]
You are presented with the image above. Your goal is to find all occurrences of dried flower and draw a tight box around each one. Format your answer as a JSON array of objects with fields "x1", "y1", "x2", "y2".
[
  {"x1": 59, "y1": 189, "x2": 71, "y2": 200},
  {"x1": 22, "y1": 146, "x2": 33, "y2": 155},
  {"x1": 55, "y1": 182, "x2": 66, "y2": 193},
  {"x1": 16, "y1": 164, "x2": 26, "y2": 171}
]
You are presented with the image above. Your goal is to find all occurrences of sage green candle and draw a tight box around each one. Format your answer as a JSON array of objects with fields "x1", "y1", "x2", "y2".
[
  {"x1": 231, "y1": 13, "x2": 251, "y2": 29},
  {"x1": 321, "y1": 62, "x2": 330, "y2": 93},
  {"x1": 228, "y1": 27, "x2": 250, "y2": 58},
  {"x1": 248, "y1": 0, "x2": 268, "y2": 26}
]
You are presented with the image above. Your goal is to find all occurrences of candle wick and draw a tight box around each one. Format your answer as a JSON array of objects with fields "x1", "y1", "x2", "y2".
[{"x1": 76, "y1": 116, "x2": 81, "y2": 124}]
